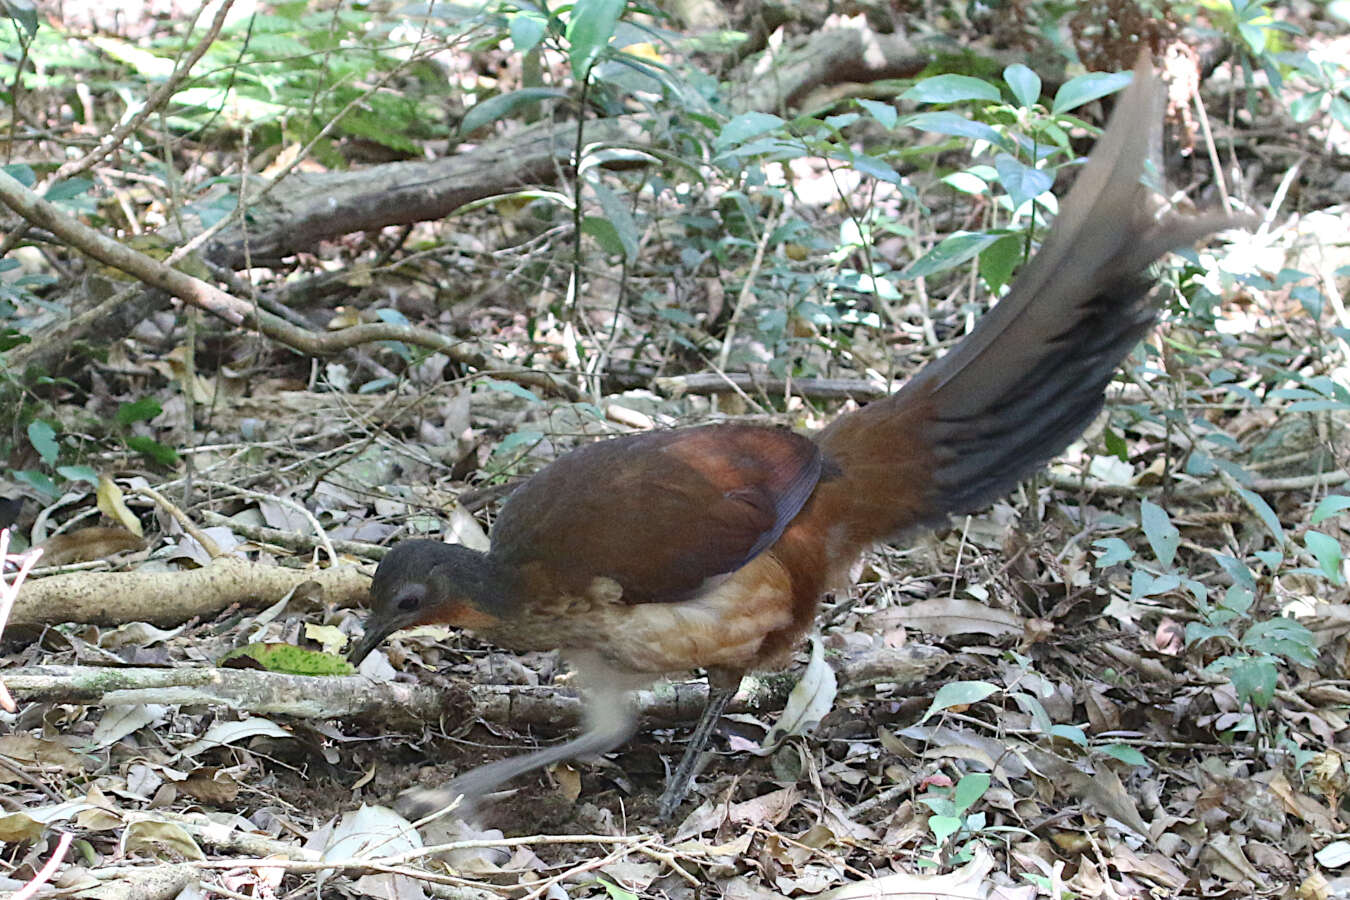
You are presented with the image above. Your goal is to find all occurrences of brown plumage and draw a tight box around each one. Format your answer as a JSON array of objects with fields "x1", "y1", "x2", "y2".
[{"x1": 349, "y1": 55, "x2": 1240, "y2": 821}]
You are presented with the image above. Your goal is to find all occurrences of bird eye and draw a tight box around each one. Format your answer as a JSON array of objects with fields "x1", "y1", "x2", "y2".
[{"x1": 398, "y1": 594, "x2": 421, "y2": 612}]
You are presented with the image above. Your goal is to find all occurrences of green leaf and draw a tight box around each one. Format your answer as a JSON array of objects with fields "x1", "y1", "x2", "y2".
[
  {"x1": 849, "y1": 153, "x2": 899, "y2": 184},
  {"x1": 566, "y1": 0, "x2": 626, "y2": 79},
  {"x1": 1243, "y1": 618, "x2": 1317, "y2": 667},
  {"x1": 508, "y1": 9, "x2": 549, "y2": 51},
  {"x1": 903, "y1": 75, "x2": 1000, "y2": 104},
  {"x1": 460, "y1": 87, "x2": 570, "y2": 134},
  {"x1": 1312, "y1": 495, "x2": 1350, "y2": 525},
  {"x1": 1092, "y1": 538, "x2": 1133, "y2": 567},
  {"x1": 1131, "y1": 570, "x2": 1179, "y2": 600},
  {"x1": 856, "y1": 97, "x2": 897, "y2": 129},
  {"x1": 1224, "y1": 655, "x2": 1277, "y2": 708},
  {"x1": 1305, "y1": 531, "x2": 1345, "y2": 584},
  {"x1": 903, "y1": 231, "x2": 1002, "y2": 279},
  {"x1": 901, "y1": 112, "x2": 1008, "y2": 149},
  {"x1": 1003, "y1": 64, "x2": 1040, "y2": 108},
  {"x1": 977, "y1": 232, "x2": 1020, "y2": 293},
  {"x1": 1102, "y1": 743, "x2": 1148, "y2": 766},
  {"x1": 927, "y1": 814, "x2": 962, "y2": 846},
  {"x1": 716, "y1": 111, "x2": 786, "y2": 150},
  {"x1": 1050, "y1": 724, "x2": 1087, "y2": 746},
  {"x1": 494, "y1": 429, "x2": 544, "y2": 456},
  {"x1": 0, "y1": 328, "x2": 31, "y2": 351},
  {"x1": 587, "y1": 178, "x2": 639, "y2": 262},
  {"x1": 481, "y1": 379, "x2": 541, "y2": 403},
  {"x1": 219, "y1": 643, "x2": 355, "y2": 676},
  {"x1": 920, "y1": 680, "x2": 998, "y2": 722},
  {"x1": 1140, "y1": 499, "x2": 1179, "y2": 568},
  {"x1": 597, "y1": 877, "x2": 640, "y2": 900},
  {"x1": 45, "y1": 178, "x2": 93, "y2": 203},
  {"x1": 27, "y1": 420, "x2": 59, "y2": 464},
  {"x1": 125, "y1": 436, "x2": 179, "y2": 466},
  {"x1": 993, "y1": 153, "x2": 1053, "y2": 210},
  {"x1": 582, "y1": 215, "x2": 627, "y2": 258},
  {"x1": 1185, "y1": 622, "x2": 1232, "y2": 646},
  {"x1": 57, "y1": 465, "x2": 99, "y2": 485},
  {"x1": 13, "y1": 469, "x2": 57, "y2": 498},
  {"x1": 116, "y1": 398, "x2": 162, "y2": 426},
  {"x1": 953, "y1": 773, "x2": 990, "y2": 812},
  {"x1": 1236, "y1": 486, "x2": 1285, "y2": 545},
  {"x1": 1051, "y1": 71, "x2": 1132, "y2": 114},
  {"x1": 1103, "y1": 425, "x2": 1128, "y2": 461}
]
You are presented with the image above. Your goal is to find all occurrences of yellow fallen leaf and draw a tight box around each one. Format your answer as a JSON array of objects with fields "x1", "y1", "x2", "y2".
[{"x1": 97, "y1": 475, "x2": 143, "y2": 537}]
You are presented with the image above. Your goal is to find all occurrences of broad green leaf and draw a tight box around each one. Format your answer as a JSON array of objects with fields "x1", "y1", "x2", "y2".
[
  {"x1": 1304, "y1": 531, "x2": 1344, "y2": 584},
  {"x1": 1243, "y1": 618, "x2": 1317, "y2": 666},
  {"x1": 953, "y1": 773, "x2": 990, "y2": 812},
  {"x1": 1051, "y1": 71, "x2": 1132, "y2": 114},
  {"x1": 581, "y1": 215, "x2": 627, "y2": 258},
  {"x1": 920, "y1": 680, "x2": 998, "y2": 722},
  {"x1": 849, "y1": 153, "x2": 899, "y2": 184},
  {"x1": 481, "y1": 379, "x2": 541, "y2": 403},
  {"x1": 856, "y1": 97, "x2": 897, "y2": 129},
  {"x1": 903, "y1": 231, "x2": 1002, "y2": 279},
  {"x1": 716, "y1": 111, "x2": 786, "y2": 149},
  {"x1": 1140, "y1": 499, "x2": 1179, "y2": 568},
  {"x1": 1093, "y1": 538, "x2": 1134, "y2": 567},
  {"x1": 566, "y1": 0, "x2": 625, "y2": 79},
  {"x1": 1102, "y1": 743, "x2": 1148, "y2": 766},
  {"x1": 902, "y1": 112, "x2": 1008, "y2": 149},
  {"x1": 903, "y1": 75, "x2": 1000, "y2": 104},
  {"x1": 509, "y1": 9, "x2": 548, "y2": 51},
  {"x1": 13, "y1": 469, "x2": 56, "y2": 498},
  {"x1": 460, "y1": 88, "x2": 569, "y2": 134},
  {"x1": 1051, "y1": 724, "x2": 1087, "y2": 746},
  {"x1": 993, "y1": 153, "x2": 1053, "y2": 211},
  {"x1": 1236, "y1": 486, "x2": 1285, "y2": 545},
  {"x1": 1003, "y1": 64, "x2": 1040, "y2": 108},
  {"x1": 1224, "y1": 655, "x2": 1277, "y2": 708},
  {"x1": 125, "y1": 436, "x2": 179, "y2": 467},
  {"x1": 977, "y1": 232, "x2": 1020, "y2": 293},
  {"x1": 117, "y1": 398, "x2": 162, "y2": 426},
  {"x1": 1312, "y1": 495, "x2": 1350, "y2": 525},
  {"x1": 928, "y1": 814, "x2": 962, "y2": 846},
  {"x1": 587, "y1": 178, "x2": 639, "y2": 262},
  {"x1": 57, "y1": 465, "x2": 98, "y2": 485},
  {"x1": 1103, "y1": 425, "x2": 1128, "y2": 461},
  {"x1": 44, "y1": 178, "x2": 93, "y2": 203},
  {"x1": 1131, "y1": 570, "x2": 1180, "y2": 600},
  {"x1": 27, "y1": 420, "x2": 59, "y2": 464}
]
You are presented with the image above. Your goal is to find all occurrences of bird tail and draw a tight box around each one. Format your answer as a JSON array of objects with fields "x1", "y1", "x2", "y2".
[{"x1": 810, "y1": 54, "x2": 1240, "y2": 549}]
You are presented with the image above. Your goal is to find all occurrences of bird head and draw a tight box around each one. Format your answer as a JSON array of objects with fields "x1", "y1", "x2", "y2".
[{"x1": 348, "y1": 540, "x2": 511, "y2": 665}]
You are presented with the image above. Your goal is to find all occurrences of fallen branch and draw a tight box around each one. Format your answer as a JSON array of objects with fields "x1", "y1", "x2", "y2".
[
  {"x1": 7, "y1": 645, "x2": 948, "y2": 732},
  {"x1": 0, "y1": 169, "x2": 579, "y2": 400},
  {"x1": 10, "y1": 558, "x2": 369, "y2": 628}
]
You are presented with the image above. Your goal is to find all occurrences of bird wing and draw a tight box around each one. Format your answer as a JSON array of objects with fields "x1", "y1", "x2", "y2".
[{"x1": 489, "y1": 423, "x2": 823, "y2": 604}]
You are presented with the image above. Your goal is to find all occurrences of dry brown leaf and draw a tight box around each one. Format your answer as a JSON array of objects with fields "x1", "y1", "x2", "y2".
[{"x1": 876, "y1": 597, "x2": 1025, "y2": 638}]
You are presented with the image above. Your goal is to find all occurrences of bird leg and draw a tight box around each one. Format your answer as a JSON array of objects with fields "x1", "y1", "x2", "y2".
[
  {"x1": 394, "y1": 653, "x2": 642, "y2": 822},
  {"x1": 656, "y1": 675, "x2": 740, "y2": 821}
]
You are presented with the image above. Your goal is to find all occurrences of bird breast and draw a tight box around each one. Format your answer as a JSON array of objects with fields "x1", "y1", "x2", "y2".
[{"x1": 469, "y1": 553, "x2": 798, "y2": 677}]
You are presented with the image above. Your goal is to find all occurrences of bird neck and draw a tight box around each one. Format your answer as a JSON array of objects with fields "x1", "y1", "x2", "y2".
[{"x1": 453, "y1": 548, "x2": 525, "y2": 619}]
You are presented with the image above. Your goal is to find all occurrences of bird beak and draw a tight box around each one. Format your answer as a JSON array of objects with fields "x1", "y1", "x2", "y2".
[{"x1": 348, "y1": 615, "x2": 400, "y2": 666}]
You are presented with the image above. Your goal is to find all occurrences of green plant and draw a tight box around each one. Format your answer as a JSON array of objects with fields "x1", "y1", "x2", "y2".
[
  {"x1": 917, "y1": 772, "x2": 992, "y2": 867},
  {"x1": 1094, "y1": 494, "x2": 1328, "y2": 728}
]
